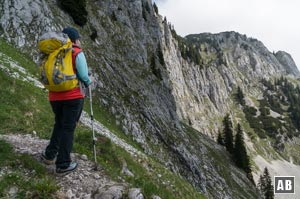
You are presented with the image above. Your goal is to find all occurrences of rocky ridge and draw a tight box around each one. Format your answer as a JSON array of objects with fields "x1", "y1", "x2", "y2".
[{"x1": 161, "y1": 30, "x2": 300, "y2": 136}]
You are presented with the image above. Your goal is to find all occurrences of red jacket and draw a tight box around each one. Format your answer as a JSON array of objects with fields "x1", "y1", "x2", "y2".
[{"x1": 48, "y1": 46, "x2": 83, "y2": 101}]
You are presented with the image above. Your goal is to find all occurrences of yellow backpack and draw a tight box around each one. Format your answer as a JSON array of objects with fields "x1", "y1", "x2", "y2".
[{"x1": 38, "y1": 32, "x2": 78, "y2": 92}]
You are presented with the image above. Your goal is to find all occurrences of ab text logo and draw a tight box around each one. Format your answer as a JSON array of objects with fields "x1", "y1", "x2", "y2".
[{"x1": 274, "y1": 176, "x2": 295, "y2": 194}]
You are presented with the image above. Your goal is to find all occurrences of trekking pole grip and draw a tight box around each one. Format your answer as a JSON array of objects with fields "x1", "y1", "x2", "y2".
[{"x1": 89, "y1": 85, "x2": 93, "y2": 118}]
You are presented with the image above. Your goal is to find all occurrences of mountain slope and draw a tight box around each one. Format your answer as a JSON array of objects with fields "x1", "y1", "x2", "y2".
[
  {"x1": 0, "y1": 38, "x2": 204, "y2": 198},
  {"x1": 2, "y1": 0, "x2": 300, "y2": 198},
  {"x1": 162, "y1": 27, "x2": 300, "y2": 197},
  {"x1": 162, "y1": 30, "x2": 300, "y2": 135}
]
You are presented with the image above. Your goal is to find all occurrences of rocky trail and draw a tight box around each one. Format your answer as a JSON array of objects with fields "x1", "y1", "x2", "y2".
[
  {"x1": 0, "y1": 42, "x2": 155, "y2": 199},
  {"x1": 0, "y1": 133, "x2": 149, "y2": 199}
]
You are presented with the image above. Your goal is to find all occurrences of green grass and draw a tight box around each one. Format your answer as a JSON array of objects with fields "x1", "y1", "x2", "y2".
[
  {"x1": 206, "y1": 145, "x2": 257, "y2": 198},
  {"x1": 0, "y1": 140, "x2": 59, "y2": 198},
  {"x1": 0, "y1": 38, "x2": 37, "y2": 76},
  {"x1": 282, "y1": 139, "x2": 300, "y2": 164},
  {"x1": 82, "y1": 98, "x2": 144, "y2": 152},
  {"x1": 0, "y1": 70, "x2": 52, "y2": 137},
  {"x1": 73, "y1": 125, "x2": 205, "y2": 199},
  {"x1": 182, "y1": 123, "x2": 259, "y2": 198},
  {"x1": 0, "y1": 139, "x2": 14, "y2": 165}
]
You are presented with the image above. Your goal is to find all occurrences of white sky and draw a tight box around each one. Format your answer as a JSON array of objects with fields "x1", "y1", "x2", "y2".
[{"x1": 153, "y1": 0, "x2": 300, "y2": 69}]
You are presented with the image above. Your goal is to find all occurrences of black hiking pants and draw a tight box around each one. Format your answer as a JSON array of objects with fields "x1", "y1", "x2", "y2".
[{"x1": 45, "y1": 98, "x2": 84, "y2": 169}]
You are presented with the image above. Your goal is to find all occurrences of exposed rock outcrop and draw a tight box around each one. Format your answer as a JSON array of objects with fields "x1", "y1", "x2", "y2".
[{"x1": 275, "y1": 50, "x2": 300, "y2": 77}]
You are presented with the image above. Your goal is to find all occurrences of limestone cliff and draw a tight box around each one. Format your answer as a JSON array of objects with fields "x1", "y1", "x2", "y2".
[{"x1": 161, "y1": 30, "x2": 300, "y2": 136}]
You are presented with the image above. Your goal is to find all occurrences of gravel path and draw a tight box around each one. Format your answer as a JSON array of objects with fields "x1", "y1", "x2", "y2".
[{"x1": 0, "y1": 134, "x2": 129, "y2": 199}]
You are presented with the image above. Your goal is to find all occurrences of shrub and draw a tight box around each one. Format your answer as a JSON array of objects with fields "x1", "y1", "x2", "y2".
[
  {"x1": 153, "y1": 3, "x2": 158, "y2": 14},
  {"x1": 90, "y1": 28, "x2": 98, "y2": 41}
]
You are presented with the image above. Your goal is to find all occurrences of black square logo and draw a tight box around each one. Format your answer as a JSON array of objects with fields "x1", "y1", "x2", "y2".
[{"x1": 274, "y1": 176, "x2": 295, "y2": 194}]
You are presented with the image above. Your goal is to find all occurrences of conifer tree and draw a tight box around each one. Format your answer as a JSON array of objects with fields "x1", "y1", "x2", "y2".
[
  {"x1": 257, "y1": 167, "x2": 274, "y2": 199},
  {"x1": 157, "y1": 43, "x2": 165, "y2": 66},
  {"x1": 217, "y1": 130, "x2": 224, "y2": 146},
  {"x1": 236, "y1": 86, "x2": 245, "y2": 105},
  {"x1": 234, "y1": 123, "x2": 246, "y2": 168},
  {"x1": 234, "y1": 123, "x2": 254, "y2": 183},
  {"x1": 153, "y1": 2, "x2": 159, "y2": 14},
  {"x1": 222, "y1": 114, "x2": 234, "y2": 154}
]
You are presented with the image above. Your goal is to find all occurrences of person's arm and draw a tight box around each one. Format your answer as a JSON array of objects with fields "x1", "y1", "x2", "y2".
[{"x1": 75, "y1": 52, "x2": 92, "y2": 87}]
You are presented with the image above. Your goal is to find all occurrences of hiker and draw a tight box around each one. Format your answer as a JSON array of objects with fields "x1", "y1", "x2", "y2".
[{"x1": 41, "y1": 27, "x2": 92, "y2": 174}]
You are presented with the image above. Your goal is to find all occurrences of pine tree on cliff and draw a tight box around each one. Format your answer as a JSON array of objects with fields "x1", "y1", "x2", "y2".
[
  {"x1": 257, "y1": 167, "x2": 274, "y2": 199},
  {"x1": 217, "y1": 130, "x2": 224, "y2": 146},
  {"x1": 157, "y1": 43, "x2": 165, "y2": 66},
  {"x1": 153, "y1": 2, "x2": 159, "y2": 14},
  {"x1": 222, "y1": 114, "x2": 234, "y2": 154},
  {"x1": 236, "y1": 86, "x2": 245, "y2": 106},
  {"x1": 234, "y1": 123, "x2": 254, "y2": 183}
]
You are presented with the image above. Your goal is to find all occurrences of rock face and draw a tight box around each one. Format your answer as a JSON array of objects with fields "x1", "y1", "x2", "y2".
[
  {"x1": 0, "y1": 0, "x2": 55, "y2": 48},
  {"x1": 1, "y1": 0, "x2": 299, "y2": 198},
  {"x1": 160, "y1": 31, "x2": 300, "y2": 136},
  {"x1": 275, "y1": 50, "x2": 300, "y2": 77}
]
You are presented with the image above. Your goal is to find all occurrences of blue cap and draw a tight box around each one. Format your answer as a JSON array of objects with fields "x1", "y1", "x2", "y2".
[{"x1": 62, "y1": 27, "x2": 81, "y2": 42}]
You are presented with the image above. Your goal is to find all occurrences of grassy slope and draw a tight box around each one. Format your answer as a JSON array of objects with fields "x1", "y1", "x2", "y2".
[
  {"x1": 0, "y1": 39, "x2": 205, "y2": 198},
  {"x1": 0, "y1": 139, "x2": 59, "y2": 198},
  {"x1": 183, "y1": 124, "x2": 259, "y2": 199}
]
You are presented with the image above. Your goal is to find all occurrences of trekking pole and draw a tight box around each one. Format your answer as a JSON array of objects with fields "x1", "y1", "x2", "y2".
[{"x1": 88, "y1": 85, "x2": 97, "y2": 168}]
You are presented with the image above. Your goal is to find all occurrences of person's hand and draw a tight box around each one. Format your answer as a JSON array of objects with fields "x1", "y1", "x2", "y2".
[{"x1": 89, "y1": 76, "x2": 95, "y2": 83}]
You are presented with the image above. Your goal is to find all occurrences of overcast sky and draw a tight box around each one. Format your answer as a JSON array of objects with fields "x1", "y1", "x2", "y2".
[{"x1": 153, "y1": 0, "x2": 300, "y2": 69}]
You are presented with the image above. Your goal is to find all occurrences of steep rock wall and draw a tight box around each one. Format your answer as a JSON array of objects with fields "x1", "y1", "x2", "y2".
[{"x1": 160, "y1": 26, "x2": 299, "y2": 136}]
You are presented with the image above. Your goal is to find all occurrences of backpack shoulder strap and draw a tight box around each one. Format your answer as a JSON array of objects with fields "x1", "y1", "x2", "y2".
[{"x1": 72, "y1": 45, "x2": 82, "y2": 67}]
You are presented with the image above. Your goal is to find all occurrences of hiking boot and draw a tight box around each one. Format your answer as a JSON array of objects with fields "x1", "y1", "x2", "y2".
[
  {"x1": 41, "y1": 151, "x2": 56, "y2": 165},
  {"x1": 56, "y1": 162, "x2": 78, "y2": 175}
]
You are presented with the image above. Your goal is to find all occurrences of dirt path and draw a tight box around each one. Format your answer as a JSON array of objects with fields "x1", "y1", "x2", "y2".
[{"x1": 0, "y1": 133, "x2": 130, "y2": 199}]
